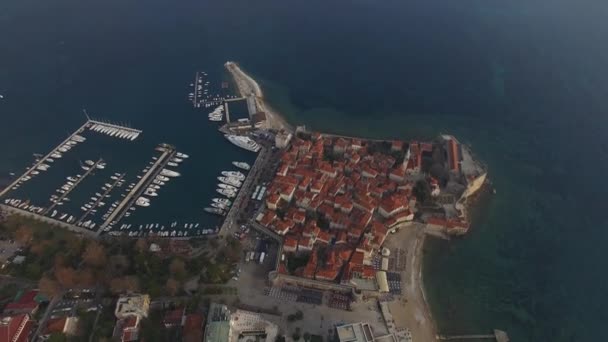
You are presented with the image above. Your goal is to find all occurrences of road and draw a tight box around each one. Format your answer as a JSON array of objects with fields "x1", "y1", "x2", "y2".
[{"x1": 31, "y1": 291, "x2": 65, "y2": 341}]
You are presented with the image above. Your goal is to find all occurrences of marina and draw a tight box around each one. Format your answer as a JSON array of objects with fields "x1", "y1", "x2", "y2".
[
  {"x1": 0, "y1": 117, "x2": 211, "y2": 238},
  {"x1": 0, "y1": 120, "x2": 91, "y2": 198},
  {"x1": 76, "y1": 172, "x2": 126, "y2": 226},
  {"x1": 189, "y1": 71, "x2": 239, "y2": 109},
  {"x1": 42, "y1": 158, "x2": 104, "y2": 216},
  {"x1": 97, "y1": 144, "x2": 177, "y2": 234},
  {"x1": 1, "y1": 66, "x2": 267, "y2": 240}
]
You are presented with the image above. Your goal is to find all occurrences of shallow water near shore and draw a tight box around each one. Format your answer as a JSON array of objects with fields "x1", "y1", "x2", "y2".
[{"x1": 2, "y1": 0, "x2": 608, "y2": 340}]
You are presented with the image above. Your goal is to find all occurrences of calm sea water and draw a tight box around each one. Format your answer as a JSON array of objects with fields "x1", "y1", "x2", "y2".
[{"x1": 2, "y1": 0, "x2": 607, "y2": 340}]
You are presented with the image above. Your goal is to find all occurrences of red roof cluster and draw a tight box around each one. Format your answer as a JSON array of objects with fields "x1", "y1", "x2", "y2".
[{"x1": 262, "y1": 135, "x2": 429, "y2": 282}]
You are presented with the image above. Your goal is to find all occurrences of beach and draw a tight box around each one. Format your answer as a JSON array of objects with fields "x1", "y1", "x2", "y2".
[
  {"x1": 225, "y1": 61, "x2": 293, "y2": 132},
  {"x1": 385, "y1": 223, "x2": 438, "y2": 341}
]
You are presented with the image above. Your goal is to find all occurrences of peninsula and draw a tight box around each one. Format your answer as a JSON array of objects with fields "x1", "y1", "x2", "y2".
[{"x1": 224, "y1": 62, "x2": 490, "y2": 342}]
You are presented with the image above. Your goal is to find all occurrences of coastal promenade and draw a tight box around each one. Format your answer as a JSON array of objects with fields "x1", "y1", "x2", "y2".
[
  {"x1": 219, "y1": 146, "x2": 271, "y2": 238},
  {"x1": 0, "y1": 204, "x2": 97, "y2": 238}
]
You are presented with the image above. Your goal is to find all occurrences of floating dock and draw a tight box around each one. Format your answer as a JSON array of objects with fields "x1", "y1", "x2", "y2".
[
  {"x1": 42, "y1": 159, "x2": 104, "y2": 216},
  {"x1": 97, "y1": 145, "x2": 176, "y2": 235},
  {"x1": 0, "y1": 118, "x2": 145, "y2": 236},
  {"x1": 0, "y1": 120, "x2": 91, "y2": 199},
  {"x1": 219, "y1": 146, "x2": 269, "y2": 237},
  {"x1": 76, "y1": 173, "x2": 125, "y2": 225}
]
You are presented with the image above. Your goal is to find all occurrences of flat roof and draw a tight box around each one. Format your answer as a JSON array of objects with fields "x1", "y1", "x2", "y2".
[
  {"x1": 376, "y1": 271, "x2": 389, "y2": 293},
  {"x1": 336, "y1": 323, "x2": 372, "y2": 342},
  {"x1": 204, "y1": 321, "x2": 231, "y2": 342}
]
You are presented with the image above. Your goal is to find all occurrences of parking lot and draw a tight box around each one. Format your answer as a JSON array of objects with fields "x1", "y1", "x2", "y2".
[
  {"x1": 328, "y1": 293, "x2": 351, "y2": 311},
  {"x1": 51, "y1": 289, "x2": 99, "y2": 318},
  {"x1": 387, "y1": 272, "x2": 402, "y2": 295}
]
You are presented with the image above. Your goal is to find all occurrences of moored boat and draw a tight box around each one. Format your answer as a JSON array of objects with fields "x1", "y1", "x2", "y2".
[
  {"x1": 204, "y1": 207, "x2": 225, "y2": 216},
  {"x1": 232, "y1": 161, "x2": 251, "y2": 170},
  {"x1": 221, "y1": 171, "x2": 245, "y2": 181}
]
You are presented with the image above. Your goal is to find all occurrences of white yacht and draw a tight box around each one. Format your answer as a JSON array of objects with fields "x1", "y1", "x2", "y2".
[
  {"x1": 145, "y1": 190, "x2": 158, "y2": 197},
  {"x1": 160, "y1": 169, "x2": 180, "y2": 177},
  {"x1": 232, "y1": 161, "x2": 251, "y2": 170},
  {"x1": 136, "y1": 197, "x2": 150, "y2": 207},
  {"x1": 224, "y1": 134, "x2": 260, "y2": 153},
  {"x1": 216, "y1": 188, "x2": 236, "y2": 198},
  {"x1": 218, "y1": 183, "x2": 237, "y2": 191},
  {"x1": 212, "y1": 198, "x2": 232, "y2": 206},
  {"x1": 176, "y1": 152, "x2": 189, "y2": 158},
  {"x1": 72, "y1": 134, "x2": 86, "y2": 142},
  {"x1": 204, "y1": 207, "x2": 225, "y2": 216},
  {"x1": 156, "y1": 175, "x2": 169, "y2": 182},
  {"x1": 218, "y1": 176, "x2": 242, "y2": 188},
  {"x1": 221, "y1": 171, "x2": 245, "y2": 181},
  {"x1": 85, "y1": 160, "x2": 95, "y2": 166},
  {"x1": 211, "y1": 202, "x2": 228, "y2": 209}
]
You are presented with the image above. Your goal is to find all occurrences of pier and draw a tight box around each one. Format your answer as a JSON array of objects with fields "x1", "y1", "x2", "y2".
[
  {"x1": 192, "y1": 71, "x2": 203, "y2": 107},
  {"x1": 97, "y1": 146, "x2": 176, "y2": 235},
  {"x1": 246, "y1": 94, "x2": 258, "y2": 117},
  {"x1": 437, "y1": 330, "x2": 509, "y2": 342},
  {"x1": 224, "y1": 97, "x2": 246, "y2": 103},
  {"x1": 76, "y1": 173, "x2": 125, "y2": 225},
  {"x1": 87, "y1": 119, "x2": 142, "y2": 136},
  {"x1": 224, "y1": 101, "x2": 231, "y2": 123},
  {"x1": 42, "y1": 159, "x2": 104, "y2": 216},
  {"x1": 0, "y1": 120, "x2": 90, "y2": 199}
]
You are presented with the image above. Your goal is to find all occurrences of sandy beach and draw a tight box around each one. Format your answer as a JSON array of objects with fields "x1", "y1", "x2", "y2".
[
  {"x1": 225, "y1": 61, "x2": 294, "y2": 132},
  {"x1": 379, "y1": 223, "x2": 438, "y2": 341}
]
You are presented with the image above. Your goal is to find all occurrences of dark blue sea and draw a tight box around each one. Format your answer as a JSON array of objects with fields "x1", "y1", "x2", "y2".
[{"x1": 1, "y1": 0, "x2": 607, "y2": 340}]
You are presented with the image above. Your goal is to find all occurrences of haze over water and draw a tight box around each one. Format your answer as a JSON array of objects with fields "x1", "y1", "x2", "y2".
[{"x1": 1, "y1": 0, "x2": 608, "y2": 340}]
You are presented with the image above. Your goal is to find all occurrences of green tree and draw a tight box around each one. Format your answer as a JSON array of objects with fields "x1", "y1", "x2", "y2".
[{"x1": 48, "y1": 333, "x2": 67, "y2": 342}]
